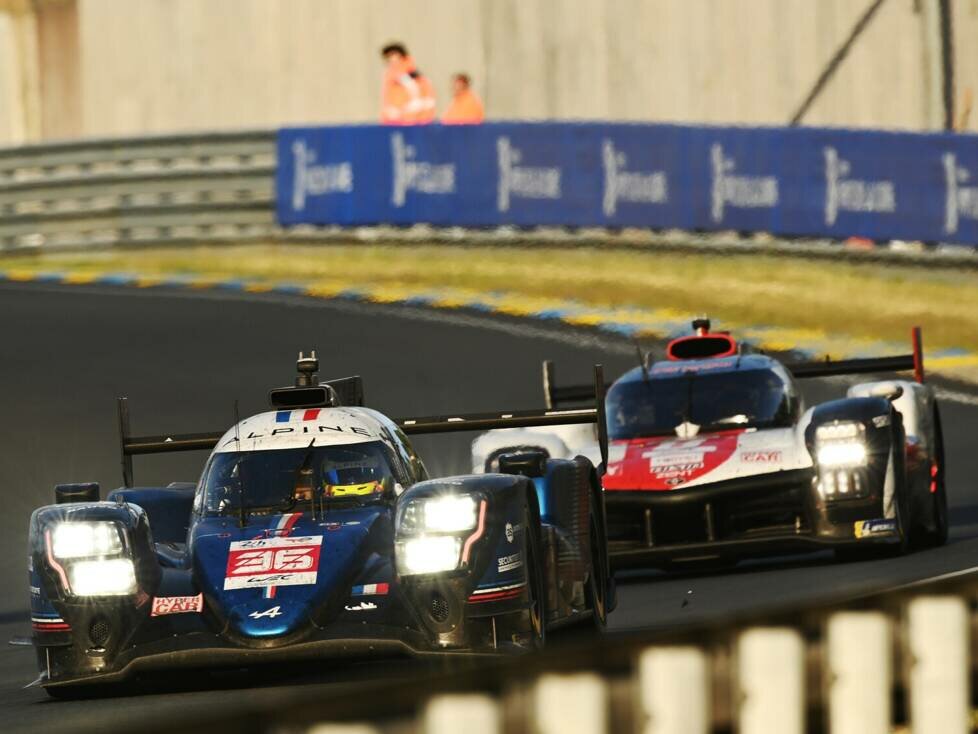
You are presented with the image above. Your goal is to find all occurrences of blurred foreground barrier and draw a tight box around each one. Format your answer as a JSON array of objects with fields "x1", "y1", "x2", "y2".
[
  {"x1": 126, "y1": 579, "x2": 978, "y2": 734},
  {"x1": 278, "y1": 123, "x2": 978, "y2": 246}
]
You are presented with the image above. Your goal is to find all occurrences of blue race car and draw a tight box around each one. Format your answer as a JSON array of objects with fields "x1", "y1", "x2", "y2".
[{"x1": 28, "y1": 354, "x2": 613, "y2": 695}]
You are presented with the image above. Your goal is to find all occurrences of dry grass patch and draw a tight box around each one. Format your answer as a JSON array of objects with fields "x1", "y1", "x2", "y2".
[{"x1": 5, "y1": 244, "x2": 977, "y2": 352}]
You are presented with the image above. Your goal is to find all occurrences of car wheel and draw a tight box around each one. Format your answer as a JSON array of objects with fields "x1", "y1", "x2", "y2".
[
  {"x1": 837, "y1": 438, "x2": 910, "y2": 562},
  {"x1": 523, "y1": 515, "x2": 546, "y2": 650},
  {"x1": 585, "y1": 510, "x2": 607, "y2": 631},
  {"x1": 886, "y1": 431, "x2": 911, "y2": 557}
]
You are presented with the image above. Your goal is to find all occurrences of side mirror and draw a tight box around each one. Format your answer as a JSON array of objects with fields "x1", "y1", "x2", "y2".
[
  {"x1": 497, "y1": 451, "x2": 548, "y2": 479},
  {"x1": 55, "y1": 482, "x2": 100, "y2": 504}
]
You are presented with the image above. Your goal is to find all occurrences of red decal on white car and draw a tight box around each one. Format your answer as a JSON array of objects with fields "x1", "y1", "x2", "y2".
[
  {"x1": 604, "y1": 431, "x2": 744, "y2": 491},
  {"x1": 740, "y1": 450, "x2": 783, "y2": 463}
]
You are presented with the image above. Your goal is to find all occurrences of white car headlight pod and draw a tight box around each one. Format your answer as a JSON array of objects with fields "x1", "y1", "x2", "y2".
[
  {"x1": 68, "y1": 558, "x2": 137, "y2": 596},
  {"x1": 398, "y1": 536, "x2": 462, "y2": 575},
  {"x1": 51, "y1": 521, "x2": 125, "y2": 559}
]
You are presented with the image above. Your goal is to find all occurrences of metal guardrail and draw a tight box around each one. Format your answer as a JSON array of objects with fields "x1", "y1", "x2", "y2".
[{"x1": 0, "y1": 131, "x2": 276, "y2": 251}]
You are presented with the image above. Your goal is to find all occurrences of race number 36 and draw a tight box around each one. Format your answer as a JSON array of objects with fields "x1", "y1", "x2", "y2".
[
  {"x1": 229, "y1": 547, "x2": 318, "y2": 575},
  {"x1": 224, "y1": 536, "x2": 323, "y2": 590}
]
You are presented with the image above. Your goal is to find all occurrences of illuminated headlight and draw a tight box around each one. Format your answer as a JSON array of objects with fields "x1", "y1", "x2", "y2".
[
  {"x1": 397, "y1": 536, "x2": 462, "y2": 575},
  {"x1": 51, "y1": 522, "x2": 125, "y2": 559},
  {"x1": 399, "y1": 495, "x2": 478, "y2": 534},
  {"x1": 815, "y1": 422, "x2": 867, "y2": 468},
  {"x1": 815, "y1": 422, "x2": 862, "y2": 441},
  {"x1": 817, "y1": 441, "x2": 868, "y2": 467},
  {"x1": 67, "y1": 559, "x2": 137, "y2": 596}
]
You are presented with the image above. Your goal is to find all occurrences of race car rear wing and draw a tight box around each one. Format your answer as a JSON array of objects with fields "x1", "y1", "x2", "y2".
[
  {"x1": 543, "y1": 327, "x2": 925, "y2": 409},
  {"x1": 116, "y1": 364, "x2": 610, "y2": 487}
]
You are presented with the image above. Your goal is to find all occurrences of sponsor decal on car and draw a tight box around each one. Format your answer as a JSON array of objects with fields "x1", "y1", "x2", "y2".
[
  {"x1": 872, "y1": 414, "x2": 890, "y2": 428},
  {"x1": 344, "y1": 602, "x2": 378, "y2": 612},
  {"x1": 151, "y1": 593, "x2": 204, "y2": 617},
  {"x1": 248, "y1": 606, "x2": 283, "y2": 620},
  {"x1": 740, "y1": 450, "x2": 783, "y2": 463},
  {"x1": 351, "y1": 583, "x2": 389, "y2": 596},
  {"x1": 854, "y1": 519, "x2": 897, "y2": 539},
  {"x1": 224, "y1": 535, "x2": 322, "y2": 591},
  {"x1": 505, "y1": 522, "x2": 522, "y2": 543},
  {"x1": 497, "y1": 552, "x2": 523, "y2": 573}
]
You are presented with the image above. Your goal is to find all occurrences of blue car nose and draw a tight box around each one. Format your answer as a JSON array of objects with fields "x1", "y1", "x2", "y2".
[{"x1": 229, "y1": 599, "x2": 307, "y2": 638}]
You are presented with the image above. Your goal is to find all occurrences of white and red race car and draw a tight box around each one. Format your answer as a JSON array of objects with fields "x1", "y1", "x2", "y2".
[{"x1": 473, "y1": 319, "x2": 947, "y2": 569}]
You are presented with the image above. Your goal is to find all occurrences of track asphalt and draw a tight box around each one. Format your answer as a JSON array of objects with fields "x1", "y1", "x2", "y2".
[{"x1": 1, "y1": 281, "x2": 976, "y2": 733}]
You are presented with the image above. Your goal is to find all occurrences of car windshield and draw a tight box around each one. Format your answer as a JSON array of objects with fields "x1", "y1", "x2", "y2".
[
  {"x1": 200, "y1": 441, "x2": 397, "y2": 515},
  {"x1": 607, "y1": 369, "x2": 792, "y2": 440}
]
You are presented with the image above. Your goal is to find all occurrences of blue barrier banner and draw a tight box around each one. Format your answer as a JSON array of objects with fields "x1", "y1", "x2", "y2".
[{"x1": 277, "y1": 122, "x2": 978, "y2": 245}]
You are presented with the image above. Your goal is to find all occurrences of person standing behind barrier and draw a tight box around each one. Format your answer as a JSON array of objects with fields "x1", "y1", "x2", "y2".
[
  {"x1": 442, "y1": 73, "x2": 484, "y2": 125},
  {"x1": 380, "y1": 42, "x2": 436, "y2": 125}
]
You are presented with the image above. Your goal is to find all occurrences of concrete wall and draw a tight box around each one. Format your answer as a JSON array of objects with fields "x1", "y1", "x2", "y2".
[{"x1": 0, "y1": 0, "x2": 976, "y2": 145}]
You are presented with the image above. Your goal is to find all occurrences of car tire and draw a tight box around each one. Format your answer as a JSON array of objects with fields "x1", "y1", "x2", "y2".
[
  {"x1": 836, "y1": 427, "x2": 910, "y2": 562},
  {"x1": 585, "y1": 508, "x2": 607, "y2": 631},
  {"x1": 523, "y1": 514, "x2": 546, "y2": 650}
]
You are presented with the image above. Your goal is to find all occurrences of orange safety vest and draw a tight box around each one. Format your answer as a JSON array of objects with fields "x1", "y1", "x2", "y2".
[
  {"x1": 442, "y1": 89, "x2": 485, "y2": 125},
  {"x1": 405, "y1": 74, "x2": 437, "y2": 124},
  {"x1": 381, "y1": 56, "x2": 436, "y2": 125}
]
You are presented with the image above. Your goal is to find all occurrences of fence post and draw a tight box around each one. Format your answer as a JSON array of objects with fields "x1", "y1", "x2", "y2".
[
  {"x1": 636, "y1": 646, "x2": 711, "y2": 734},
  {"x1": 826, "y1": 611, "x2": 891, "y2": 734},
  {"x1": 736, "y1": 627, "x2": 805, "y2": 734},
  {"x1": 907, "y1": 595, "x2": 970, "y2": 734}
]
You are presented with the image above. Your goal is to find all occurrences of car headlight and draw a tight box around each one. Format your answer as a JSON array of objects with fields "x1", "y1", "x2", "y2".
[
  {"x1": 399, "y1": 495, "x2": 478, "y2": 534},
  {"x1": 68, "y1": 558, "x2": 137, "y2": 596},
  {"x1": 51, "y1": 521, "x2": 125, "y2": 559},
  {"x1": 395, "y1": 494, "x2": 485, "y2": 576},
  {"x1": 397, "y1": 536, "x2": 462, "y2": 575},
  {"x1": 817, "y1": 441, "x2": 867, "y2": 467},
  {"x1": 815, "y1": 422, "x2": 867, "y2": 468}
]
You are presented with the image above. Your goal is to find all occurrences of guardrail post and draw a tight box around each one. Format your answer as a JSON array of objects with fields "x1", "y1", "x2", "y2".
[
  {"x1": 636, "y1": 646, "x2": 710, "y2": 734},
  {"x1": 736, "y1": 627, "x2": 805, "y2": 734},
  {"x1": 532, "y1": 672, "x2": 608, "y2": 734},
  {"x1": 826, "y1": 611, "x2": 891, "y2": 734},
  {"x1": 422, "y1": 693, "x2": 501, "y2": 734},
  {"x1": 907, "y1": 595, "x2": 970, "y2": 734}
]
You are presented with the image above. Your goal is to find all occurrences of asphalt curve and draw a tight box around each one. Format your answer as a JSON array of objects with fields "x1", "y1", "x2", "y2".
[{"x1": 1, "y1": 281, "x2": 977, "y2": 733}]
